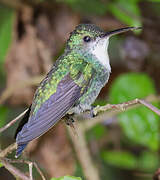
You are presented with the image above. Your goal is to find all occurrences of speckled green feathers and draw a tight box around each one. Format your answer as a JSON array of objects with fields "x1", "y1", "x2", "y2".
[
  {"x1": 31, "y1": 24, "x2": 105, "y2": 116},
  {"x1": 67, "y1": 24, "x2": 105, "y2": 49},
  {"x1": 31, "y1": 53, "x2": 93, "y2": 116}
]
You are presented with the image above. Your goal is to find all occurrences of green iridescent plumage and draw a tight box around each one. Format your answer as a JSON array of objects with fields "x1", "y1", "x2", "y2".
[{"x1": 31, "y1": 24, "x2": 108, "y2": 116}]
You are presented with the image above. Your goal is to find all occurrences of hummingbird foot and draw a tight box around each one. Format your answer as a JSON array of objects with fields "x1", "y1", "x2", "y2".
[
  {"x1": 90, "y1": 106, "x2": 97, "y2": 118},
  {"x1": 65, "y1": 114, "x2": 75, "y2": 126}
]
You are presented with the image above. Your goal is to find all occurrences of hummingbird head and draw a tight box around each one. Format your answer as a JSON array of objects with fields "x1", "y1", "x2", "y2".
[{"x1": 67, "y1": 24, "x2": 141, "y2": 72}]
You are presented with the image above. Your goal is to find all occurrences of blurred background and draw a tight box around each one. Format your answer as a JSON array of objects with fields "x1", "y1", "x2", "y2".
[{"x1": 0, "y1": 0, "x2": 160, "y2": 179}]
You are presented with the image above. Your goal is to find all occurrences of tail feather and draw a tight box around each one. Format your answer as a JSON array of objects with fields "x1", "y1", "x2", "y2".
[
  {"x1": 15, "y1": 106, "x2": 31, "y2": 139},
  {"x1": 15, "y1": 106, "x2": 31, "y2": 157},
  {"x1": 15, "y1": 143, "x2": 27, "y2": 158}
]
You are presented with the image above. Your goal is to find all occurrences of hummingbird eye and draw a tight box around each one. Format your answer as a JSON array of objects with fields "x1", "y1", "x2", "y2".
[{"x1": 83, "y1": 36, "x2": 91, "y2": 42}]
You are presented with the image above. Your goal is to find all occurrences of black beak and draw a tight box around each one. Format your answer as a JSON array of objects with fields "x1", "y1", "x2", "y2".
[{"x1": 100, "y1": 27, "x2": 142, "y2": 38}]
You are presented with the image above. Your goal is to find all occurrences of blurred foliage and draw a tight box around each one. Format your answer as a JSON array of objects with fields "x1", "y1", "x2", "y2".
[
  {"x1": 97, "y1": 73, "x2": 160, "y2": 175},
  {"x1": 109, "y1": 73, "x2": 159, "y2": 150},
  {"x1": 57, "y1": 0, "x2": 108, "y2": 15},
  {"x1": 51, "y1": 176, "x2": 82, "y2": 180},
  {"x1": 0, "y1": 163, "x2": 3, "y2": 168},
  {"x1": 102, "y1": 150, "x2": 159, "y2": 171},
  {"x1": 90, "y1": 124, "x2": 107, "y2": 140},
  {"x1": 0, "y1": 106, "x2": 9, "y2": 128},
  {"x1": 0, "y1": 5, "x2": 14, "y2": 73},
  {"x1": 102, "y1": 151, "x2": 137, "y2": 169},
  {"x1": 58, "y1": 0, "x2": 142, "y2": 26},
  {"x1": 138, "y1": 151, "x2": 159, "y2": 171},
  {"x1": 108, "y1": 0, "x2": 141, "y2": 27}
]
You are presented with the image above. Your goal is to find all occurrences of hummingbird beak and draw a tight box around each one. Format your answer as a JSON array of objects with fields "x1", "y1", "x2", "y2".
[{"x1": 100, "y1": 27, "x2": 142, "y2": 38}]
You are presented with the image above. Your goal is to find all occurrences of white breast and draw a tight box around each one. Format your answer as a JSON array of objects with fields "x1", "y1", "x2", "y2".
[{"x1": 91, "y1": 37, "x2": 111, "y2": 72}]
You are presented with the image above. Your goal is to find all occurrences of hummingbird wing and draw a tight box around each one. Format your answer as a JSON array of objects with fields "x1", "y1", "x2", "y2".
[{"x1": 16, "y1": 74, "x2": 82, "y2": 151}]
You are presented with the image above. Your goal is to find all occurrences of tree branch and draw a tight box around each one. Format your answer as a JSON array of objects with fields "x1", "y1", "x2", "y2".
[
  {"x1": 2, "y1": 158, "x2": 46, "y2": 180},
  {"x1": 0, "y1": 109, "x2": 29, "y2": 133},
  {"x1": 0, "y1": 143, "x2": 17, "y2": 157},
  {"x1": 93, "y1": 97, "x2": 160, "y2": 116},
  {"x1": 79, "y1": 95, "x2": 160, "y2": 131},
  {"x1": 67, "y1": 124, "x2": 100, "y2": 180},
  {"x1": 0, "y1": 157, "x2": 30, "y2": 180}
]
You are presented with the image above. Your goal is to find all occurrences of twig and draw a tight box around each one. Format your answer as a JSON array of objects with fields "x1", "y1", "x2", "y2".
[
  {"x1": 93, "y1": 98, "x2": 160, "y2": 116},
  {"x1": 81, "y1": 96, "x2": 160, "y2": 131},
  {"x1": 33, "y1": 162, "x2": 46, "y2": 180},
  {"x1": 138, "y1": 99, "x2": 160, "y2": 116},
  {"x1": 0, "y1": 143, "x2": 17, "y2": 157},
  {"x1": 0, "y1": 157, "x2": 30, "y2": 180},
  {"x1": 5, "y1": 158, "x2": 46, "y2": 180},
  {"x1": 0, "y1": 109, "x2": 29, "y2": 133},
  {"x1": 67, "y1": 123, "x2": 100, "y2": 180},
  {"x1": 29, "y1": 162, "x2": 33, "y2": 180}
]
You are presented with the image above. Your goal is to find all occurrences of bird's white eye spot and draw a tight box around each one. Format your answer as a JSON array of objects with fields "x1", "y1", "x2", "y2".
[{"x1": 83, "y1": 36, "x2": 91, "y2": 42}]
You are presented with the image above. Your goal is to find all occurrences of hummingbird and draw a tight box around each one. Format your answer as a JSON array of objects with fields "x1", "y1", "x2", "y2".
[{"x1": 15, "y1": 24, "x2": 140, "y2": 157}]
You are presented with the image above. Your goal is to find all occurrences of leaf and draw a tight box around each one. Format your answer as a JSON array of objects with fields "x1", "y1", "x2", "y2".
[
  {"x1": 0, "y1": 5, "x2": 14, "y2": 69},
  {"x1": 102, "y1": 150, "x2": 159, "y2": 171},
  {"x1": 59, "y1": 0, "x2": 108, "y2": 15},
  {"x1": 138, "y1": 151, "x2": 159, "y2": 171},
  {"x1": 109, "y1": 73, "x2": 159, "y2": 150},
  {"x1": 51, "y1": 176, "x2": 82, "y2": 180},
  {"x1": 102, "y1": 151, "x2": 137, "y2": 169},
  {"x1": 108, "y1": 0, "x2": 141, "y2": 27},
  {"x1": 0, "y1": 106, "x2": 9, "y2": 128},
  {"x1": 0, "y1": 162, "x2": 3, "y2": 168},
  {"x1": 87, "y1": 124, "x2": 107, "y2": 141}
]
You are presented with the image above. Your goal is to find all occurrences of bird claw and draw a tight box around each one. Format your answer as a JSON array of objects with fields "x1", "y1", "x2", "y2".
[
  {"x1": 65, "y1": 115, "x2": 75, "y2": 126},
  {"x1": 90, "y1": 106, "x2": 97, "y2": 118}
]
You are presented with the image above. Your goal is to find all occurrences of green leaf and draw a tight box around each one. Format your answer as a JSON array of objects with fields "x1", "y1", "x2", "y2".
[
  {"x1": 51, "y1": 176, "x2": 82, "y2": 180},
  {"x1": 58, "y1": 0, "x2": 108, "y2": 15},
  {"x1": 0, "y1": 106, "x2": 9, "y2": 128},
  {"x1": 102, "y1": 150, "x2": 159, "y2": 171},
  {"x1": 109, "y1": 73, "x2": 159, "y2": 150},
  {"x1": 108, "y1": 0, "x2": 141, "y2": 27},
  {"x1": 0, "y1": 5, "x2": 14, "y2": 69},
  {"x1": 87, "y1": 124, "x2": 107, "y2": 141},
  {"x1": 102, "y1": 151, "x2": 137, "y2": 169},
  {"x1": 0, "y1": 162, "x2": 3, "y2": 168},
  {"x1": 138, "y1": 151, "x2": 159, "y2": 171}
]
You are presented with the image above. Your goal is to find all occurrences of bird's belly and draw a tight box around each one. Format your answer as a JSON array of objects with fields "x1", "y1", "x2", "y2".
[
  {"x1": 69, "y1": 71, "x2": 110, "y2": 114},
  {"x1": 70, "y1": 83, "x2": 103, "y2": 114}
]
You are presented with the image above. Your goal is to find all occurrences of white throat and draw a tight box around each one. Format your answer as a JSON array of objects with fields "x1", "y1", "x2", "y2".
[{"x1": 91, "y1": 37, "x2": 111, "y2": 72}]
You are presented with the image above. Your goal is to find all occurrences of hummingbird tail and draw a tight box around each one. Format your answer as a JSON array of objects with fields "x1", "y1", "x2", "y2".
[
  {"x1": 14, "y1": 106, "x2": 31, "y2": 139},
  {"x1": 15, "y1": 143, "x2": 27, "y2": 158}
]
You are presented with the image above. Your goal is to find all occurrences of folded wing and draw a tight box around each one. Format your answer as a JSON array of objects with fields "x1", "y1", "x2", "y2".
[{"x1": 16, "y1": 74, "x2": 82, "y2": 148}]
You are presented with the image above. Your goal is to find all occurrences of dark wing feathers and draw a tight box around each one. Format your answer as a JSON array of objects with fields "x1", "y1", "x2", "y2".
[
  {"x1": 16, "y1": 74, "x2": 82, "y2": 146},
  {"x1": 14, "y1": 106, "x2": 31, "y2": 139}
]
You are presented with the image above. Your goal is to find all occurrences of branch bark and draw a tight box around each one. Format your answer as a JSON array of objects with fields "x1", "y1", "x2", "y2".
[
  {"x1": 79, "y1": 95, "x2": 160, "y2": 131},
  {"x1": 67, "y1": 124, "x2": 100, "y2": 180},
  {"x1": 0, "y1": 157, "x2": 30, "y2": 180},
  {"x1": 0, "y1": 109, "x2": 29, "y2": 133}
]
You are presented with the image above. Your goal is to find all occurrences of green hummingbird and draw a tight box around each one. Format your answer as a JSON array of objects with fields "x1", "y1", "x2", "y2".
[{"x1": 15, "y1": 24, "x2": 140, "y2": 157}]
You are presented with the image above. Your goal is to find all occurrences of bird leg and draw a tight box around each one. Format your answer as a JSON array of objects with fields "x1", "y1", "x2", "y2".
[
  {"x1": 65, "y1": 114, "x2": 75, "y2": 126},
  {"x1": 89, "y1": 106, "x2": 97, "y2": 118}
]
